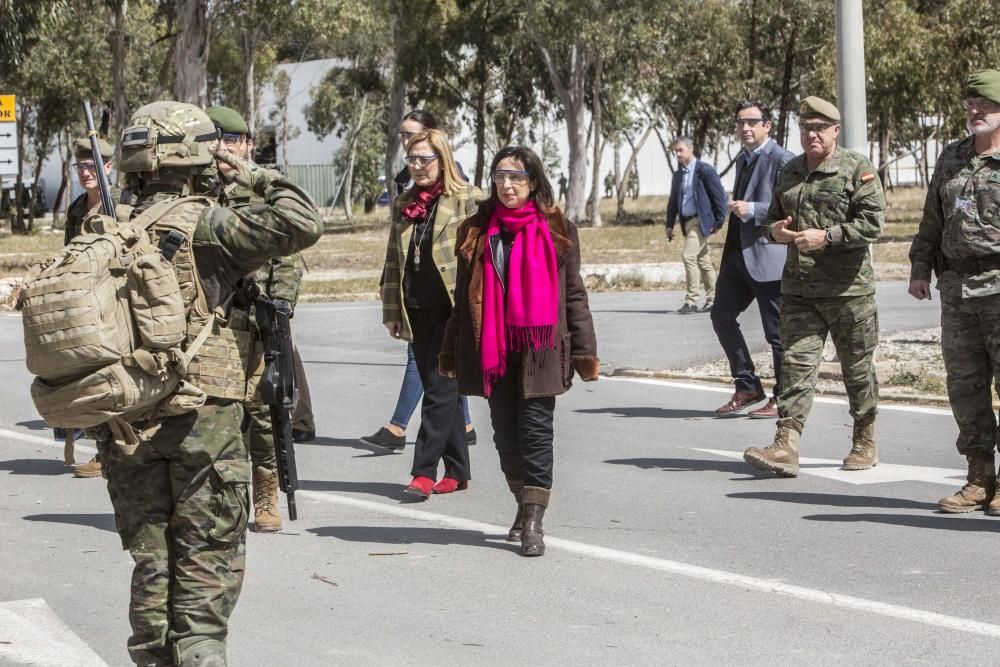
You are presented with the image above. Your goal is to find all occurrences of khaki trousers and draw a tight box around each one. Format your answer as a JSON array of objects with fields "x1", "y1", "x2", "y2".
[{"x1": 682, "y1": 217, "x2": 717, "y2": 305}]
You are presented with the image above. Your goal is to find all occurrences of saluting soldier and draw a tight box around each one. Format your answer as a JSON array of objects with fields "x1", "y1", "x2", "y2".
[
  {"x1": 909, "y1": 69, "x2": 1000, "y2": 514},
  {"x1": 206, "y1": 106, "x2": 315, "y2": 534},
  {"x1": 744, "y1": 96, "x2": 886, "y2": 478}
]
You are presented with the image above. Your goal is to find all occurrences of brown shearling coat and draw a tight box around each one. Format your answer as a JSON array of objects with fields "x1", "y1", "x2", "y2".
[{"x1": 439, "y1": 206, "x2": 599, "y2": 398}]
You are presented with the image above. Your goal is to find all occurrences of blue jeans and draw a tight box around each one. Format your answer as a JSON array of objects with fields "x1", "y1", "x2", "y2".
[{"x1": 390, "y1": 344, "x2": 471, "y2": 428}]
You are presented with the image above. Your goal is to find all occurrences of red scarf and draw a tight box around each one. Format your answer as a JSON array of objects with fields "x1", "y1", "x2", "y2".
[
  {"x1": 481, "y1": 200, "x2": 559, "y2": 396},
  {"x1": 402, "y1": 180, "x2": 444, "y2": 222}
]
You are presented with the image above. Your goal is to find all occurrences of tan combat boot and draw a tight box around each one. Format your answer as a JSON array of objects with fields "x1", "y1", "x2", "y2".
[
  {"x1": 939, "y1": 452, "x2": 995, "y2": 513},
  {"x1": 842, "y1": 415, "x2": 878, "y2": 470},
  {"x1": 73, "y1": 455, "x2": 102, "y2": 479},
  {"x1": 251, "y1": 466, "x2": 282, "y2": 532},
  {"x1": 743, "y1": 418, "x2": 802, "y2": 477}
]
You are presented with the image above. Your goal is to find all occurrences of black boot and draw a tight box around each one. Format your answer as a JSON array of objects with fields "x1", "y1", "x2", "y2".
[
  {"x1": 520, "y1": 486, "x2": 550, "y2": 557},
  {"x1": 506, "y1": 479, "x2": 524, "y2": 542}
]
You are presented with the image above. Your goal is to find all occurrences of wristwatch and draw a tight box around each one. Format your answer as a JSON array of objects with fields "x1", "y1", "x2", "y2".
[{"x1": 825, "y1": 228, "x2": 834, "y2": 245}]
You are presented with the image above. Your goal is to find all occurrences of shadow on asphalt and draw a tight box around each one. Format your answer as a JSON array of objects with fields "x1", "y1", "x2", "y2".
[
  {"x1": 15, "y1": 419, "x2": 50, "y2": 431},
  {"x1": 23, "y1": 513, "x2": 117, "y2": 533},
  {"x1": 803, "y1": 513, "x2": 1000, "y2": 533},
  {"x1": 576, "y1": 407, "x2": 719, "y2": 419},
  {"x1": 605, "y1": 456, "x2": 769, "y2": 477},
  {"x1": 298, "y1": 436, "x2": 401, "y2": 457},
  {"x1": 728, "y1": 491, "x2": 938, "y2": 511},
  {"x1": 0, "y1": 458, "x2": 70, "y2": 476},
  {"x1": 307, "y1": 525, "x2": 519, "y2": 552},
  {"x1": 300, "y1": 479, "x2": 413, "y2": 501}
]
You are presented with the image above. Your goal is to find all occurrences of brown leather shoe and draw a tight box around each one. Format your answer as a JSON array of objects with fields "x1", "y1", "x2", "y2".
[
  {"x1": 715, "y1": 390, "x2": 766, "y2": 415},
  {"x1": 747, "y1": 398, "x2": 778, "y2": 419}
]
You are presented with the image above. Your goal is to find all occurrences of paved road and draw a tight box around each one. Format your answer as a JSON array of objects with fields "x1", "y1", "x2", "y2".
[{"x1": 5, "y1": 286, "x2": 997, "y2": 666}]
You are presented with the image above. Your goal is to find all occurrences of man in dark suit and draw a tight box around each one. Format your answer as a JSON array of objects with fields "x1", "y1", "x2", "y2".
[
  {"x1": 711, "y1": 101, "x2": 795, "y2": 418},
  {"x1": 666, "y1": 137, "x2": 728, "y2": 313}
]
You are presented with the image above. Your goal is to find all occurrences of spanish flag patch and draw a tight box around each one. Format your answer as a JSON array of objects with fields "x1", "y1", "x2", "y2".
[{"x1": 861, "y1": 172, "x2": 876, "y2": 183}]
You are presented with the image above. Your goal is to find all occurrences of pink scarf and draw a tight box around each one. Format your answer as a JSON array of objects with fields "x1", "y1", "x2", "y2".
[
  {"x1": 481, "y1": 200, "x2": 559, "y2": 396},
  {"x1": 402, "y1": 180, "x2": 444, "y2": 222}
]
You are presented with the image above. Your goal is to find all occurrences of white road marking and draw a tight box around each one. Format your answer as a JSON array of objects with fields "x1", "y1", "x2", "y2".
[
  {"x1": 694, "y1": 448, "x2": 966, "y2": 486},
  {"x1": 604, "y1": 375, "x2": 954, "y2": 416},
  {"x1": 0, "y1": 427, "x2": 97, "y2": 455},
  {"x1": 301, "y1": 490, "x2": 1000, "y2": 640},
  {"x1": 0, "y1": 598, "x2": 107, "y2": 666}
]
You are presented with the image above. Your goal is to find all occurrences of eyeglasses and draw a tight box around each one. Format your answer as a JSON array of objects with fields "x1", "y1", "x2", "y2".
[
  {"x1": 74, "y1": 161, "x2": 98, "y2": 172},
  {"x1": 800, "y1": 122, "x2": 834, "y2": 135},
  {"x1": 492, "y1": 170, "x2": 530, "y2": 186},
  {"x1": 963, "y1": 97, "x2": 1000, "y2": 112},
  {"x1": 404, "y1": 154, "x2": 438, "y2": 168},
  {"x1": 734, "y1": 118, "x2": 766, "y2": 128},
  {"x1": 220, "y1": 133, "x2": 247, "y2": 148}
]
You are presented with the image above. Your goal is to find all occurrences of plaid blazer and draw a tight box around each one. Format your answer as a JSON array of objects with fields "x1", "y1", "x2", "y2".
[{"x1": 382, "y1": 183, "x2": 482, "y2": 341}]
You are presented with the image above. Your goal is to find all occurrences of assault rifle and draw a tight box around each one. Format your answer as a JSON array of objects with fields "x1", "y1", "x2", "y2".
[
  {"x1": 82, "y1": 101, "x2": 116, "y2": 216},
  {"x1": 249, "y1": 282, "x2": 300, "y2": 520}
]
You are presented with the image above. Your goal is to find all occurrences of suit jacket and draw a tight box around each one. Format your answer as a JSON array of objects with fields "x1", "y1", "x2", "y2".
[
  {"x1": 724, "y1": 140, "x2": 795, "y2": 283},
  {"x1": 666, "y1": 159, "x2": 727, "y2": 237}
]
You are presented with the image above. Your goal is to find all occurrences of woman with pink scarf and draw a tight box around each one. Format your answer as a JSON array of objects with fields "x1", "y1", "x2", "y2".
[{"x1": 440, "y1": 146, "x2": 599, "y2": 557}]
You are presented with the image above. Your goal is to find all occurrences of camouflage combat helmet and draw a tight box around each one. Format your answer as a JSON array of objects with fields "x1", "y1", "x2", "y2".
[{"x1": 119, "y1": 101, "x2": 220, "y2": 176}]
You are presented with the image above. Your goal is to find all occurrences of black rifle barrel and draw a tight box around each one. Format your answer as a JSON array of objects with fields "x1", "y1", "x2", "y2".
[{"x1": 82, "y1": 101, "x2": 116, "y2": 216}]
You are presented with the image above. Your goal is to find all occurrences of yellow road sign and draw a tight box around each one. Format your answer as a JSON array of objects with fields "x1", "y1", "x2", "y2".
[{"x1": 0, "y1": 95, "x2": 15, "y2": 121}]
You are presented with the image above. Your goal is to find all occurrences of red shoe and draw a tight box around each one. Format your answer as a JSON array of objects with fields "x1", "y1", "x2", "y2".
[
  {"x1": 404, "y1": 476, "x2": 434, "y2": 498},
  {"x1": 432, "y1": 477, "x2": 469, "y2": 494}
]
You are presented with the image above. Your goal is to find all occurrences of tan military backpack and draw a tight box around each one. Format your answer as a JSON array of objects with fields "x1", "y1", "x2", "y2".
[{"x1": 20, "y1": 196, "x2": 252, "y2": 451}]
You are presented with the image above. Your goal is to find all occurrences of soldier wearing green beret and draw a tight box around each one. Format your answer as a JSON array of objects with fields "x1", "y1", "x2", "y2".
[
  {"x1": 744, "y1": 95, "x2": 886, "y2": 478},
  {"x1": 64, "y1": 137, "x2": 118, "y2": 246},
  {"x1": 909, "y1": 69, "x2": 1000, "y2": 514},
  {"x1": 206, "y1": 106, "x2": 316, "y2": 534}
]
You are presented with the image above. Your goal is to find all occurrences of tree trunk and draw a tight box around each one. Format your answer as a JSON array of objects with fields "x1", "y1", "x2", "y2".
[
  {"x1": 775, "y1": 20, "x2": 799, "y2": 147},
  {"x1": 173, "y1": 0, "x2": 209, "y2": 105},
  {"x1": 108, "y1": 0, "x2": 128, "y2": 164},
  {"x1": 53, "y1": 130, "x2": 70, "y2": 223},
  {"x1": 614, "y1": 140, "x2": 625, "y2": 221},
  {"x1": 342, "y1": 136, "x2": 355, "y2": 220},
  {"x1": 240, "y1": 29, "x2": 257, "y2": 133},
  {"x1": 616, "y1": 126, "x2": 653, "y2": 219},
  {"x1": 588, "y1": 58, "x2": 604, "y2": 227},
  {"x1": 382, "y1": 8, "x2": 407, "y2": 204},
  {"x1": 473, "y1": 56, "x2": 488, "y2": 188},
  {"x1": 13, "y1": 101, "x2": 26, "y2": 234}
]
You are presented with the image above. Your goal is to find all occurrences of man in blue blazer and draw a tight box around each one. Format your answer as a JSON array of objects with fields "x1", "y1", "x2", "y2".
[
  {"x1": 711, "y1": 101, "x2": 795, "y2": 418},
  {"x1": 666, "y1": 137, "x2": 728, "y2": 313}
]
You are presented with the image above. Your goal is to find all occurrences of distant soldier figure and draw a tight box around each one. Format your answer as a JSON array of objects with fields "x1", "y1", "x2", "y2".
[
  {"x1": 60, "y1": 137, "x2": 118, "y2": 479},
  {"x1": 558, "y1": 172, "x2": 568, "y2": 201},
  {"x1": 99, "y1": 101, "x2": 321, "y2": 666},
  {"x1": 64, "y1": 137, "x2": 116, "y2": 245},
  {"x1": 604, "y1": 171, "x2": 614, "y2": 198},
  {"x1": 627, "y1": 166, "x2": 639, "y2": 199},
  {"x1": 909, "y1": 69, "x2": 1000, "y2": 514},
  {"x1": 743, "y1": 96, "x2": 886, "y2": 477},
  {"x1": 207, "y1": 105, "x2": 316, "y2": 535}
]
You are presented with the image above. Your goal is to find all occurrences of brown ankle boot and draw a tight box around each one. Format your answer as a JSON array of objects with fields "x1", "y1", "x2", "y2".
[
  {"x1": 940, "y1": 452, "x2": 996, "y2": 513},
  {"x1": 843, "y1": 415, "x2": 878, "y2": 470},
  {"x1": 252, "y1": 466, "x2": 282, "y2": 532},
  {"x1": 73, "y1": 455, "x2": 102, "y2": 479},
  {"x1": 520, "y1": 486, "x2": 550, "y2": 557},
  {"x1": 743, "y1": 418, "x2": 802, "y2": 477},
  {"x1": 506, "y1": 479, "x2": 524, "y2": 542}
]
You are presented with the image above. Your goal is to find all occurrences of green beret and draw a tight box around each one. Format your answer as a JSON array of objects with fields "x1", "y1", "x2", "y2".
[
  {"x1": 799, "y1": 96, "x2": 841, "y2": 123},
  {"x1": 73, "y1": 136, "x2": 114, "y2": 160},
  {"x1": 206, "y1": 106, "x2": 250, "y2": 135},
  {"x1": 965, "y1": 69, "x2": 1000, "y2": 104}
]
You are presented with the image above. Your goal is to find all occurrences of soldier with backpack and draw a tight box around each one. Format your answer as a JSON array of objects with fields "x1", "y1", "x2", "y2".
[{"x1": 21, "y1": 101, "x2": 322, "y2": 666}]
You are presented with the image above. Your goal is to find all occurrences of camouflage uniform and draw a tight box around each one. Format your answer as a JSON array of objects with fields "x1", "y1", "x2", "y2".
[
  {"x1": 222, "y1": 182, "x2": 311, "y2": 473},
  {"x1": 64, "y1": 187, "x2": 122, "y2": 245},
  {"x1": 763, "y1": 146, "x2": 886, "y2": 426},
  {"x1": 910, "y1": 135, "x2": 1000, "y2": 456},
  {"x1": 97, "y1": 102, "x2": 322, "y2": 666}
]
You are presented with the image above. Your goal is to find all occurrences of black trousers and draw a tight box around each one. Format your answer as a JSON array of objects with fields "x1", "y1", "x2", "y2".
[
  {"x1": 407, "y1": 305, "x2": 470, "y2": 481},
  {"x1": 710, "y1": 251, "x2": 784, "y2": 396},
  {"x1": 487, "y1": 359, "x2": 556, "y2": 489}
]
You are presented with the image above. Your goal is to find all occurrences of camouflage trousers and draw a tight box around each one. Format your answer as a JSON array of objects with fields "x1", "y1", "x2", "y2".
[
  {"x1": 99, "y1": 401, "x2": 250, "y2": 666},
  {"x1": 244, "y1": 343, "x2": 313, "y2": 469},
  {"x1": 941, "y1": 291, "x2": 1000, "y2": 455},
  {"x1": 777, "y1": 293, "x2": 879, "y2": 426}
]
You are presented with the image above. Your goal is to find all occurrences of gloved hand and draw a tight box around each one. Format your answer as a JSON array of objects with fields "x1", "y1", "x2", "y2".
[{"x1": 214, "y1": 149, "x2": 279, "y2": 194}]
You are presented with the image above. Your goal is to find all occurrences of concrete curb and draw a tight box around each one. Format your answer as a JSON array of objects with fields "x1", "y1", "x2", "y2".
[{"x1": 605, "y1": 367, "x2": 961, "y2": 409}]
